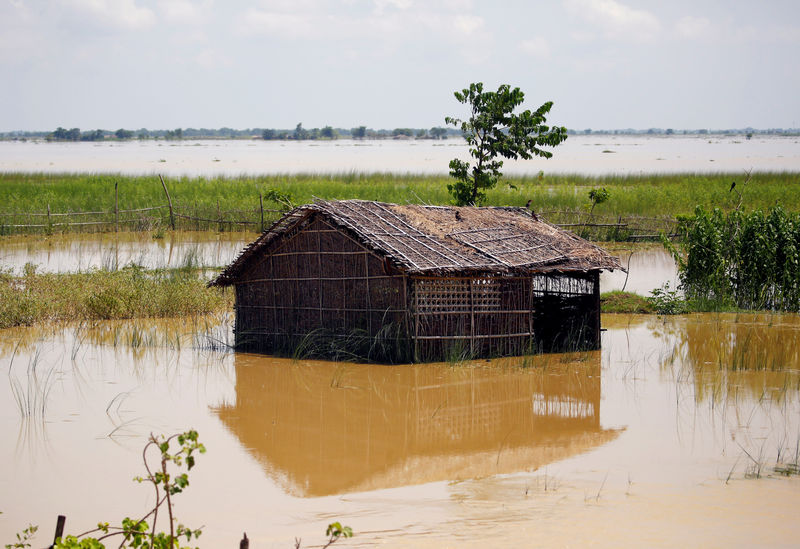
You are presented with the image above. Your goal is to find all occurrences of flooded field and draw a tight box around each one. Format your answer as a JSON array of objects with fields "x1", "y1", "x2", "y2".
[
  {"x1": 2, "y1": 312, "x2": 800, "y2": 547},
  {"x1": 0, "y1": 231, "x2": 252, "y2": 273},
  {"x1": 0, "y1": 232, "x2": 677, "y2": 296},
  {"x1": 2, "y1": 135, "x2": 799, "y2": 176}
]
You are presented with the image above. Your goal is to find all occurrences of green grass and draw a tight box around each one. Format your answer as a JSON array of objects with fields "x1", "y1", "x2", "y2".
[
  {"x1": 600, "y1": 291, "x2": 655, "y2": 314},
  {"x1": 1, "y1": 171, "x2": 799, "y2": 223},
  {"x1": 0, "y1": 265, "x2": 232, "y2": 328}
]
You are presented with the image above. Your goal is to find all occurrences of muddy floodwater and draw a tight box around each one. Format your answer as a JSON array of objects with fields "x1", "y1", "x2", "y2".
[
  {"x1": 2, "y1": 312, "x2": 800, "y2": 548},
  {"x1": 0, "y1": 232, "x2": 678, "y2": 296},
  {"x1": 0, "y1": 231, "x2": 252, "y2": 274}
]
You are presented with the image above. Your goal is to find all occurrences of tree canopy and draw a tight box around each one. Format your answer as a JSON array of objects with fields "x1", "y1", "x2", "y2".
[{"x1": 445, "y1": 82, "x2": 567, "y2": 205}]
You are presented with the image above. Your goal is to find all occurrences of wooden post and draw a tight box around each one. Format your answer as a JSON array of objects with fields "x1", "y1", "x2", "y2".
[
  {"x1": 114, "y1": 181, "x2": 119, "y2": 232},
  {"x1": 364, "y1": 252, "x2": 372, "y2": 337},
  {"x1": 48, "y1": 515, "x2": 66, "y2": 548},
  {"x1": 158, "y1": 174, "x2": 175, "y2": 230},
  {"x1": 413, "y1": 279, "x2": 419, "y2": 362},
  {"x1": 259, "y1": 193, "x2": 264, "y2": 232},
  {"x1": 47, "y1": 203, "x2": 51, "y2": 233},
  {"x1": 593, "y1": 270, "x2": 601, "y2": 349},
  {"x1": 469, "y1": 280, "x2": 475, "y2": 357},
  {"x1": 317, "y1": 225, "x2": 323, "y2": 326}
]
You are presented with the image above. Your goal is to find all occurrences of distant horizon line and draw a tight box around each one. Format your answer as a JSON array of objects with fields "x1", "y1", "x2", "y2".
[{"x1": 2, "y1": 126, "x2": 798, "y2": 138}]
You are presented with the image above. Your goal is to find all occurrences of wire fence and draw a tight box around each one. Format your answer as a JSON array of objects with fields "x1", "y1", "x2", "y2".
[
  {"x1": 0, "y1": 179, "x2": 286, "y2": 235},
  {"x1": 539, "y1": 209, "x2": 679, "y2": 241},
  {"x1": 0, "y1": 180, "x2": 679, "y2": 241}
]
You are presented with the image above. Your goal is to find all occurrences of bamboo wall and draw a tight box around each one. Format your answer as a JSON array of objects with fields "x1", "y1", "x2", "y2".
[
  {"x1": 233, "y1": 215, "x2": 410, "y2": 361},
  {"x1": 232, "y1": 214, "x2": 601, "y2": 362},
  {"x1": 411, "y1": 271, "x2": 600, "y2": 361}
]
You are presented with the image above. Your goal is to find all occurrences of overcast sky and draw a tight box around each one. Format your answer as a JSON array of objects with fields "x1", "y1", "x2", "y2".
[{"x1": 2, "y1": 0, "x2": 799, "y2": 132}]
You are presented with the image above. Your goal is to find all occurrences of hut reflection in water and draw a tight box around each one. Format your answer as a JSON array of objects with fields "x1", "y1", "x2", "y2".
[{"x1": 213, "y1": 352, "x2": 620, "y2": 497}]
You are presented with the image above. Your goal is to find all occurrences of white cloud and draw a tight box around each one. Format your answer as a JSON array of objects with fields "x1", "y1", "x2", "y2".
[
  {"x1": 59, "y1": 0, "x2": 156, "y2": 30},
  {"x1": 452, "y1": 14, "x2": 483, "y2": 35},
  {"x1": 374, "y1": 0, "x2": 413, "y2": 12},
  {"x1": 158, "y1": 0, "x2": 212, "y2": 25},
  {"x1": 564, "y1": 0, "x2": 660, "y2": 41},
  {"x1": 519, "y1": 37, "x2": 551, "y2": 59},
  {"x1": 238, "y1": 1, "x2": 489, "y2": 48},
  {"x1": 195, "y1": 48, "x2": 230, "y2": 69},
  {"x1": 675, "y1": 15, "x2": 712, "y2": 39},
  {"x1": 239, "y1": 8, "x2": 318, "y2": 38},
  {"x1": 441, "y1": 0, "x2": 472, "y2": 10}
]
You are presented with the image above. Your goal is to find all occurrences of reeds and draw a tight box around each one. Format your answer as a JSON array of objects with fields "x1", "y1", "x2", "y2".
[
  {"x1": 0, "y1": 266, "x2": 232, "y2": 328},
  {"x1": 2, "y1": 171, "x2": 799, "y2": 233},
  {"x1": 7, "y1": 345, "x2": 55, "y2": 418}
]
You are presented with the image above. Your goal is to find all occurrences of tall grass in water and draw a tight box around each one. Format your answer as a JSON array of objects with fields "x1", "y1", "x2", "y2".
[
  {"x1": 669, "y1": 206, "x2": 800, "y2": 311},
  {"x1": 7, "y1": 346, "x2": 55, "y2": 418},
  {"x1": 2, "y1": 172, "x2": 800, "y2": 224},
  {"x1": 0, "y1": 266, "x2": 232, "y2": 328}
]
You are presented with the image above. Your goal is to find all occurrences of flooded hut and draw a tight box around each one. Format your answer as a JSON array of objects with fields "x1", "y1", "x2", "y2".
[{"x1": 211, "y1": 199, "x2": 622, "y2": 362}]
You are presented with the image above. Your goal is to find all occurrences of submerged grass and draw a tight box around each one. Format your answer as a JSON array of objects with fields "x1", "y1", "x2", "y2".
[
  {"x1": 600, "y1": 291, "x2": 655, "y2": 314},
  {"x1": 2, "y1": 171, "x2": 799, "y2": 224},
  {"x1": 0, "y1": 265, "x2": 232, "y2": 328}
]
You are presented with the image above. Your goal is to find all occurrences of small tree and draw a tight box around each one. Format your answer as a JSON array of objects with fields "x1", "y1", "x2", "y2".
[{"x1": 445, "y1": 82, "x2": 567, "y2": 205}]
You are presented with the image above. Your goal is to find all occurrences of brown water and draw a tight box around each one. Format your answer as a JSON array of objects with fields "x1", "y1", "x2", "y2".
[
  {"x1": 3, "y1": 313, "x2": 800, "y2": 547},
  {"x1": 600, "y1": 245, "x2": 679, "y2": 294},
  {"x1": 0, "y1": 231, "x2": 252, "y2": 273},
  {"x1": 0, "y1": 233, "x2": 678, "y2": 296}
]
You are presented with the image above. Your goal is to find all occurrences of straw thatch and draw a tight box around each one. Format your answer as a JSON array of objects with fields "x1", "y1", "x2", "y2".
[
  {"x1": 212, "y1": 200, "x2": 621, "y2": 286},
  {"x1": 212, "y1": 199, "x2": 622, "y2": 361}
]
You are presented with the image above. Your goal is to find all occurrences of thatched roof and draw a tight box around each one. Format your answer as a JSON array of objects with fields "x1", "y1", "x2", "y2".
[{"x1": 211, "y1": 199, "x2": 622, "y2": 286}]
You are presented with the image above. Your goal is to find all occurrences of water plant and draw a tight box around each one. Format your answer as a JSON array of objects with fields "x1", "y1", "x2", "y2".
[
  {"x1": 2, "y1": 172, "x2": 799, "y2": 236},
  {"x1": 0, "y1": 266, "x2": 231, "y2": 328},
  {"x1": 27, "y1": 430, "x2": 208, "y2": 549},
  {"x1": 600, "y1": 291, "x2": 654, "y2": 314},
  {"x1": 7, "y1": 348, "x2": 55, "y2": 419},
  {"x1": 667, "y1": 205, "x2": 800, "y2": 311},
  {"x1": 648, "y1": 283, "x2": 688, "y2": 315},
  {"x1": 4, "y1": 524, "x2": 37, "y2": 549},
  {"x1": 3, "y1": 430, "x2": 353, "y2": 548}
]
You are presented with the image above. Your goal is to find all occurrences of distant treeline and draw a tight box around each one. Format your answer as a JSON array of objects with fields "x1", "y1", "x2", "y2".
[
  {"x1": 2, "y1": 125, "x2": 798, "y2": 142},
  {"x1": 1, "y1": 125, "x2": 458, "y2": 142}
]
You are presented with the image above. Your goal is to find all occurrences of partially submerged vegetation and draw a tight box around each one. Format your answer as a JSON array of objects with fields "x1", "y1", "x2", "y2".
[
  {"x1": 2, "y1": 172, "x2": 799, "y2": 231},
  {"x1": 0, "y1": 265, "x2": 230, "y2": 329},
  {"x1": 600, "y1": 291, "x2": 655, "y2": 314},
  {"x1": 667, "y1": 205, "x2": 800, "y2": 312},
  {"x1": 4, "y1": 430, "x2": 354, "y2": 548}
]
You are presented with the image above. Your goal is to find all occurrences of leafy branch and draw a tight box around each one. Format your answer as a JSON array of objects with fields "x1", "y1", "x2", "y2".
[{"x1": 53, "y1": 430, "x2": 206, "y2": 549}]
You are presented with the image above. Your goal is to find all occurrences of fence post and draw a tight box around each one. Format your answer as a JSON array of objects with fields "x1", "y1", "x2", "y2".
[
  {"x1": 158, "y1": 174, "x2": 175, "y2": 230},
  {"x1": 48, "y1": 514, "x2": 66, "y2": 548},
  {"x1": 259, "y1": 193, "x2": 264, "y2": 232},
  {"x1": 47, "y1": 203, "x2": 51, "y2": 234},
  {"x1": 115, "y1": 181, "x2": 119, "y2": 233}
]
